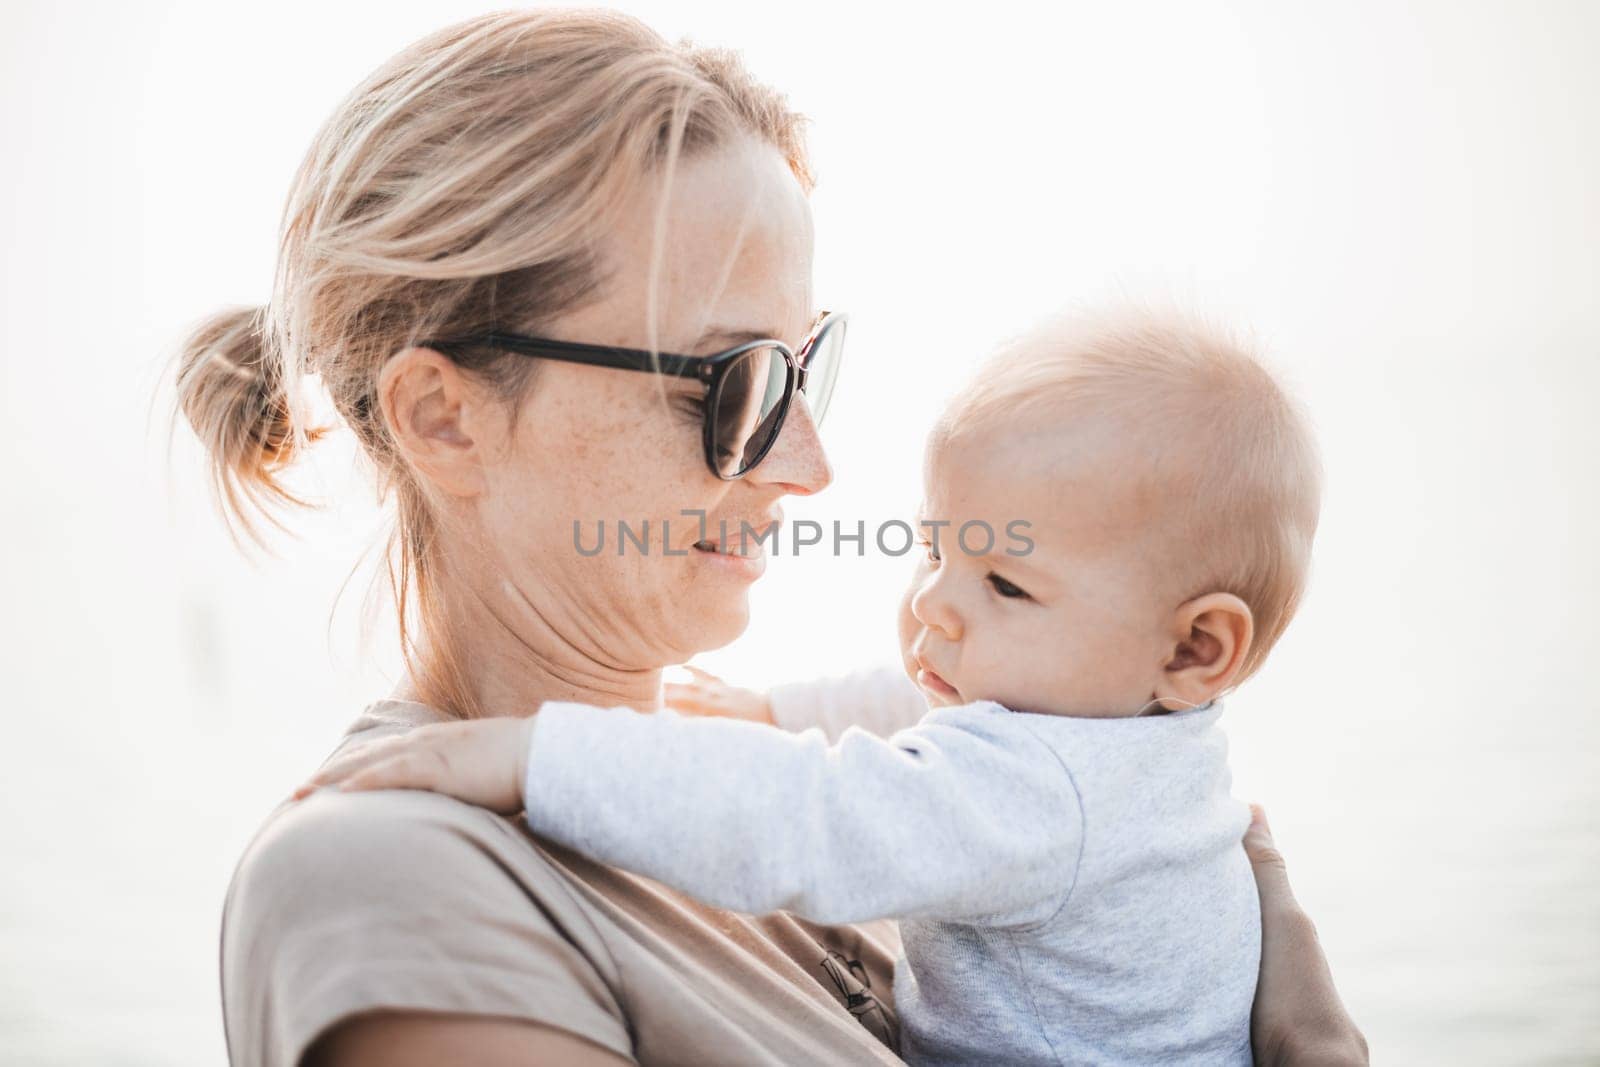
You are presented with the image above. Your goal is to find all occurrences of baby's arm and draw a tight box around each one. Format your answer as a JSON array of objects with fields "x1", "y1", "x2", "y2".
[
  {"x1": 665, "y1": 664, "x2": 929, "y2": 741},
  {"x1": 521, "y1": 701, "x2": 1083, "y2": 926},
  {"x1": 767, "y1": 666, "x2": 930, "y2": 741}
]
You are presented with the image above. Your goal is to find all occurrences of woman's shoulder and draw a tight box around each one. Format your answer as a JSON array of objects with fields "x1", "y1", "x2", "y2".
[
  {"x1": 226, "y1": 783, "x2": 531, "y2": 914},
  {"x1": 226, "y1": 700, "x2": 556, "y2": 934},
  {"x1": 221, "y1": 707, "x2": 633, "y2": 1067},
  {"x1": 227, "y1": 698, "x2": 558, "y2": 911}
]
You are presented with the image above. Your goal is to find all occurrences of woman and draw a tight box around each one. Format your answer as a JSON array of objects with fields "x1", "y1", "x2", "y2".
[{"x1": 179, "y1": 10, "x2": 1367, "y2": 1066}]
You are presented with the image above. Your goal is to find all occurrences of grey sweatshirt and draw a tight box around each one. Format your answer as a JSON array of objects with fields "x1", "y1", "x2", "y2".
[{"x1": 522, "y1": 667, "x2": 1259, "y2": 1065}]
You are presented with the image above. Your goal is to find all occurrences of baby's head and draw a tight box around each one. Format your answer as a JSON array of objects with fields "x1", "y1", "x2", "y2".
[{"x1": 898, "y1": 307, "x2": 1322, "y2": 718}]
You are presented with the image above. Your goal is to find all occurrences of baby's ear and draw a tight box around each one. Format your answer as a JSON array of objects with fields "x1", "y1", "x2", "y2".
[{"x1": 1150, "y1": 593, "x2": 1254, "y2": 712}]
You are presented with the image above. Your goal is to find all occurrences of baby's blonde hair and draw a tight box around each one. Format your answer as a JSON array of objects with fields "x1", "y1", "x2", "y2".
[{"x1": 937, "y1": 307, "x2": 1323, "y2": 684}]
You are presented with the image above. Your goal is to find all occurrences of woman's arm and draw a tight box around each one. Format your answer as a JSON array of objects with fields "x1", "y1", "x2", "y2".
[
  {"x1": 1243, "y1": 806, "x2": 1370, "y2": 1066},
  {"x1": 306, "y1": 1014, "x2": 634, "y2": 1067}
]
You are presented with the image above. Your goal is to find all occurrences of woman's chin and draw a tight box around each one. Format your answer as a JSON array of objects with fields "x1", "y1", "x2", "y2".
[{"x1": 674, "y1": 587, "x2": 752, "y2": 654}]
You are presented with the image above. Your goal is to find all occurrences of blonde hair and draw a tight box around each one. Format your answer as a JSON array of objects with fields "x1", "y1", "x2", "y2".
[
  {"x1": 938, "y1": 307, "x2": 1323, "y2": 684},
  {"x1": 174, "y1": 9, "x2": 812, "y2": 718}
]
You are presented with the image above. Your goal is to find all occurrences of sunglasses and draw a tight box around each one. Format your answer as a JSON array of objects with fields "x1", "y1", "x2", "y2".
[{"x1": 424, "y1": 311, "x2": 847, "y2": 479}]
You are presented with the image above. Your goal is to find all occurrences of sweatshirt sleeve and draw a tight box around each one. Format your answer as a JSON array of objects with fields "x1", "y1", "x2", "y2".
[
  {"x1": 521, "y1": 701, "x2": 1084, "y2": 928},
  {"x1": 767, "y1": 665, "x2": 930, "y2": 742}
]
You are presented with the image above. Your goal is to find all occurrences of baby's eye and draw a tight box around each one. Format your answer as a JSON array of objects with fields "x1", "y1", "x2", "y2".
[
  {"x1": 987, "y1": 573, "x2": 1030, "y2": 600},
  {"x1": 917, "y1": 537, "x2": 941, "y2": 564}
]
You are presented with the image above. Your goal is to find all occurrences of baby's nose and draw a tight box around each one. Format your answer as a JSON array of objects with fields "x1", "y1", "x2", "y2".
[{"x1": 910, "y1": 582, "x2": 963, "y2": 641}]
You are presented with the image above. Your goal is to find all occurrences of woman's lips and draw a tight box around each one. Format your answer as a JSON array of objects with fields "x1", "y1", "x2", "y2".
[{"x1": 691, "y1": 540, "x2": 766, "y2": 580}]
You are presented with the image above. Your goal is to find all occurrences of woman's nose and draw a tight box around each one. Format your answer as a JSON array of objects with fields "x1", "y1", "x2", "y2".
[
  {"x1": 745, "y1": 393, "x2": 833, "y2": 496},
  {"x1": 910, "y1": 570, "x2": 963, "y2": 641}
]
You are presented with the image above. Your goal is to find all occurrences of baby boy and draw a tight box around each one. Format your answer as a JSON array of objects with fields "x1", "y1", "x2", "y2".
[{"x1": 303, "y1": 307, "x2": 1322, "y2": 1065}]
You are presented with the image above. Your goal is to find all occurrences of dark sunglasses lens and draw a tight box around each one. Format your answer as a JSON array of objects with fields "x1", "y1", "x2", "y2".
[
  {"x1": 801, "y1": 317, "x2": 847, "y2": 425},
  {"x1": 712, "y1": 345, "x2": 790, "y2": 477}
]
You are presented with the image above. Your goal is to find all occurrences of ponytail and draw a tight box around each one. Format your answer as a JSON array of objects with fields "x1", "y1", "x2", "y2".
[{"x1": 173, "y1": 305, "x2": 322, "y2": 541}]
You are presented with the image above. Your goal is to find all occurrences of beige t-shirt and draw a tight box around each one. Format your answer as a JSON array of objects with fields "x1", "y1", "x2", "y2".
[{"x1": 220, "y1": 700, "x2": 905, "y2": 1067}]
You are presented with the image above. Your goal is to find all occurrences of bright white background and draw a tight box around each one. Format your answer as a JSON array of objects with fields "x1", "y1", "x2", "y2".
[{"x1": 2, "y1": 1, "x2": 1596, "y2": 1063}]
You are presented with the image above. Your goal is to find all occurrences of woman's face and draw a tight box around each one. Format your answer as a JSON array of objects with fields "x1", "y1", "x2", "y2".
[{"x1": 465, "y1": 136, "x2": 828, "y2": 670}]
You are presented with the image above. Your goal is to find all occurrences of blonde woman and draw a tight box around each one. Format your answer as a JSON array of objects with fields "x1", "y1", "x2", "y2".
[{"x1": 179, "y1": 11, "x2": 1366, "y2": 1066}]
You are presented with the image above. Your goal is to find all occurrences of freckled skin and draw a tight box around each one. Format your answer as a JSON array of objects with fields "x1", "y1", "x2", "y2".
[{"x1": 416, "y1": 137, "x2": 831, "y2": 712}]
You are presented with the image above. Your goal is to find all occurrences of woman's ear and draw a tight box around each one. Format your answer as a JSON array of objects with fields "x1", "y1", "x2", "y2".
[
  {"x1": 1150, "y1": 592, "x2": 1254, "y2": 712},
  {"x1": 378, "y1": 347, "x2": 492, "y2": 498}
]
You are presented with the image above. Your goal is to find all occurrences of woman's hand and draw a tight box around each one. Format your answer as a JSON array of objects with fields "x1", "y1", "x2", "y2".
[
  {"x1": 1245, "y1": 805, "x2": 1370, "y2": 1066},
  {"x1": 663, "y1": 665, "x2": 775, "y2": 725},
  {"x1": 293, "y1": 716, "x2": 536, "y2": 815}
]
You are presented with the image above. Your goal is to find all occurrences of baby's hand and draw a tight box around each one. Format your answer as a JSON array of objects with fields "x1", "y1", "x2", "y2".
[
  {"x1": 292, "y1": 715, "x2": 535, "y2": 814},
  {"x1": 664, "y1": 665, "x2": 775, "y2": 725}
]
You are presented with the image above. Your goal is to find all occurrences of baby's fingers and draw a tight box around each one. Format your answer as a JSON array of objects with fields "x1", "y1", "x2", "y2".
[
  {"x1": 336, "y1": 750, "x2": 450, "y2": 795},
  {"x1": 292, "y1": 716, "x2": 531, "y2": 814},
  {"x1": 663, "y1": 681, "x2": 719, "y2": 712},
  {"x1": 292, "y1": 737, "x2": 409, "y2": 798}
]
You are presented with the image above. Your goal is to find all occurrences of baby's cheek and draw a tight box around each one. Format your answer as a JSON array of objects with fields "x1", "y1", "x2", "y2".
[
  {"x1": 895, "y1": 579, "x2": 920, "y2": 660},
  {"x1": 896, "y1": 579, "x2": 915, "y2": 630},
  {"x1": 898, "y1": 552, "x2": 936, "y2": 631},
  {"x1": 1002, "y1": 623, "x2": 1120, "y2": 713},
  {"x1": 1071, "y1": 630, "x2": 1161, "y2": 709}
]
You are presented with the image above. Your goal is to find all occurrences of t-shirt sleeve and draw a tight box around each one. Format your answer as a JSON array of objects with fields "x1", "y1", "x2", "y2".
[
  {"x1": 221, "y1": 788, "x2": 633, "y2": 1067},
  {"x1": 768, "y1": 665, "x2": 929, "y2": 742}
]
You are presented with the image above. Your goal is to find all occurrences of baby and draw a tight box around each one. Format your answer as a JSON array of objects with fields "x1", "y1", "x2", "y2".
[{"x1": 303, "y1": 307, "x2": 1322, "y2": 1065}]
